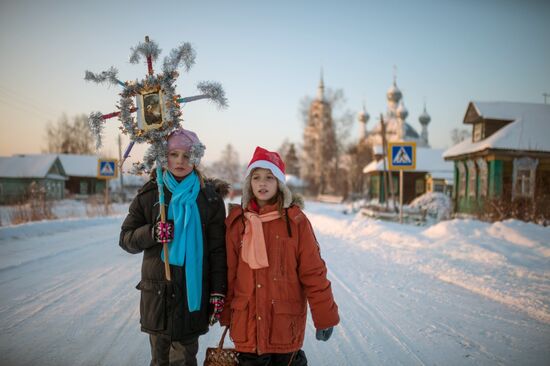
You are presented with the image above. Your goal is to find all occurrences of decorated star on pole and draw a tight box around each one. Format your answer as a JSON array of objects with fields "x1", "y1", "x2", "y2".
[
  {"x1": 85, "y1": 36, "x2": 227, "y2": 282},
  {"x1": 85, "y1": 36, "x2": 227, "y2": 174}
]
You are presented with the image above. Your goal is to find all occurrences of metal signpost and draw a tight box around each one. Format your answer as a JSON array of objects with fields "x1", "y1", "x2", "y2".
[
  {"x1": 97, "y1": 159, "x2": 118, "y2": 215},
  {"x1": 388, "y1": 142, "x2": 416, "y2": 224}
]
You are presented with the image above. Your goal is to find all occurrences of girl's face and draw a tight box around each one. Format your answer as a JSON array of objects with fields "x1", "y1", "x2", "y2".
[
  {"x1": 250, "y1": 168, "x2": 278, "y2": 207},
  {"x1": 167, "y1": 149, "x2": 193, "y2": 178}
]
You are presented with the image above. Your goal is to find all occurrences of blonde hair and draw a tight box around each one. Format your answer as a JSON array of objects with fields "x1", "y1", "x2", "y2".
[{"x1": 193, "y1": 166, "x2": 206, "y2": 188}]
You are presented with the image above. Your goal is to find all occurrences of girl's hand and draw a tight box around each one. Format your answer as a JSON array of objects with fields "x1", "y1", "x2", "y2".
[
  {"x1": 152, "y1": 220, "x2": 174, "y2": 244},
  {"x1": 209, "y1": 294, "x2": 225, "y2": 325},
  {"x1": 315, "y1": 327, "x2": 334, "y2": 341}
]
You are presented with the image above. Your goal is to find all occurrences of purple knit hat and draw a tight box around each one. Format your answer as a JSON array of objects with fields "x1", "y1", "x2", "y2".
[{"x1": 167, "y1": 128, "x2": 206, "y2": 166}]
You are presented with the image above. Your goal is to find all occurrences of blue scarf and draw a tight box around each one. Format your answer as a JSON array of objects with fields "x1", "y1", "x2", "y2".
[{"x1": 161, "y1": 170, "x2": 203, "y2": 312}]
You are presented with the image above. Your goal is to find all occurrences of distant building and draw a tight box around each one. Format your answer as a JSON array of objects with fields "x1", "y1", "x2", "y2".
[
  {"x1": 109, "y1": 173, "x2": 148, "y2": 200},
  {"x1": 443, "y1": 102, "x2": 550, "y2": 220},
  {"x1": 363, "y1": 148, "x2": 453, "y2": 204},
  {"x1": 0, "y1": 155, "x2": 67, "y2": 204},
  {"x1": 302, "y1": 74, "x2": 338, "y2": 195},
  {"x1": 363, "y1": 76, "x2": 431, "y2": 148},
  {"x1": 361, "y1": 77, "x2": 448, "y2": 203},
  {"x1": 286, "y1": 174, "x2": 307, "y2": 196},
  {"x1": 56, "y1": 154, "x2": 106, "y2": 196}
]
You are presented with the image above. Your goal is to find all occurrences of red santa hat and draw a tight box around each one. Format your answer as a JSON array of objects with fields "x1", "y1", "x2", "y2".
[{"x1": 242, "y1": 146, "x2": 293, "y2": 208}]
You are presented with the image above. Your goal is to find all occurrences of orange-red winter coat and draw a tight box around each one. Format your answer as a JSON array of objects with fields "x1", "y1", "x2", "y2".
[{"x1": 219, "y1": 202, "x2": 339, "y2": 355}]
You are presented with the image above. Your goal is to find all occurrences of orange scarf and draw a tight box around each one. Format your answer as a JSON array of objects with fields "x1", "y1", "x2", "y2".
[{"x1": 242, "y1": 211, "x2": 281, "y2": 269}]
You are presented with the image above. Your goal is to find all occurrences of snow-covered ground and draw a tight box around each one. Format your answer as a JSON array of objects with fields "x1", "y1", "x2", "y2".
[{"x1": 0, "y1": 201, "x2": 548, "y2": 365}]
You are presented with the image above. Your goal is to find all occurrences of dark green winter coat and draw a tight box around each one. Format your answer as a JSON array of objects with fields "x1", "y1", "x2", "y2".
[{"x1": 119, "y1": 176, "x2": 228, "y2": 342}]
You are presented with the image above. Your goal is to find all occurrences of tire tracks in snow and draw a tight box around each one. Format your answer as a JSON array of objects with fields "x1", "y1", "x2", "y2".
[
  {"x1": 0, "y1": 222, "x2": 126, "y2": 333},
  {"x1": 328, "y1": 268, "x2": 428, "y2": 366},
  {"x1": 305, "y1": 212, "x2": 428, "y2": 365}
]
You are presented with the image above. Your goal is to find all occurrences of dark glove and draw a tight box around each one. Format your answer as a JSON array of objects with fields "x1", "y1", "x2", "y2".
[
  {"x1": 316, "y1": 327, "x2": 334, "y2": 341},
  {"x1": 153, "y1": 220, "x2": 174, "y2": 244},
  {"x1": 209, "y1": 293, "x2": 225, "y2": 325}
]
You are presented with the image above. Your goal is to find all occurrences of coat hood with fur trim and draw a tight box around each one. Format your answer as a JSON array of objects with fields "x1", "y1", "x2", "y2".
[{"x1": 226, "y1": 192, "x2": 305, "y2": 228}]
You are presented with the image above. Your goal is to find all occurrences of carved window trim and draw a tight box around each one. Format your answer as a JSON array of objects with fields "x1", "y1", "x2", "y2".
[
  {"x1": 457, "y1": 161, "x2": 466, "y2": 197},
  {"x1": 512, "y1": 157, "x2": 538, "y2": 199},
  {"x1": 466, "y1": 160, "x2": 477, "y2": 198},
  {"x1": 476, "y1": 158, "x2": 488, "y2": 197}
]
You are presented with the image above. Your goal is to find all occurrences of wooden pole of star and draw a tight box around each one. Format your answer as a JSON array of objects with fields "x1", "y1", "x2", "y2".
[
  {"x1": 143, "y1": 35, "x2": 170, "y2": 281},
  {"x1": 145, "y1": 36, "x2": 154, "y2": 76}
]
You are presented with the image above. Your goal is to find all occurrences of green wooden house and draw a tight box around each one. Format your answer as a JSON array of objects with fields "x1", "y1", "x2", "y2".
[
  {"x1": 443, "y1": 102, "x2": 550, "y2": 220},
  {"x1": 0, "y1": 155, "x2": 67, "y2": 204}
]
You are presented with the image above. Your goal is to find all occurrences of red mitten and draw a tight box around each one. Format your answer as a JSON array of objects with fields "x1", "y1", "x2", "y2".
[
  {"x1": 209, "y1": 293, "x2": 225, "y2": 325},
  {"x1": 153, "y1": 220, "x2": 174, "y2": 244}
]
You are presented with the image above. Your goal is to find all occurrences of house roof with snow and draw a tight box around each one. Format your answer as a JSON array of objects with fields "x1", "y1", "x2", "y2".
[
  {"x1": 16, "y1": 154, "x2": 101, "y2": 177},
  {"x1": 56, "y1": 154, "x2": 100, "y2": 177},
  {"x1": 0, "y1": 155, "x2": 67, "y2": 180},
  {"x1": 363, "y1": 148, "x2": 453, "y2": 181},
  {"x1": 443, "y1": 102, "x2": 550, "y2": 159}
]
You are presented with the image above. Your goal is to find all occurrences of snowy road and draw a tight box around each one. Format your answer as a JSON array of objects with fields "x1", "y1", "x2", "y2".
[{"x1": 0, "y1": 203, "x2": 549, "y2": 365}]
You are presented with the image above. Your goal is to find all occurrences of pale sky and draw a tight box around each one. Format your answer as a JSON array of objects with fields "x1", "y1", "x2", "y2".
[{"x1": 1, "y1": 0, "x2": 549, "y2": 167}]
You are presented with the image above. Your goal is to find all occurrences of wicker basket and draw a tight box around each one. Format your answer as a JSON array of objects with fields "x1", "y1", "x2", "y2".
[{"x1": 203, "y1": 327, "x2": 239, "y2": 366}]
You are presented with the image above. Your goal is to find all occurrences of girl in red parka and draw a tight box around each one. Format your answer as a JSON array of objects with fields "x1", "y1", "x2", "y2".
[{"x1": 220, "y1": 146, "x2": 339, "y2": 366}]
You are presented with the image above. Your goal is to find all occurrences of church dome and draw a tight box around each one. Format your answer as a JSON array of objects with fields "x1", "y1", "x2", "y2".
[
  {"x1": 396, "y1": 101, "x2": 408, "y2": 120},
  {"x1": 386, "y1": 83, "x2": 402, "y2": 103},
  {"x1": 358, "y1": 109, "x2": 370, "y2": 123},
  {"x1": 419, "y1": 108, "x2": 431, "y2": 125}
]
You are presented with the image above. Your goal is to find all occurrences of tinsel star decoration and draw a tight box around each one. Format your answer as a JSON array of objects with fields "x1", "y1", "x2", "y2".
[{"x1": 85, "y1": 36, "x2": 227, "y2": 174}]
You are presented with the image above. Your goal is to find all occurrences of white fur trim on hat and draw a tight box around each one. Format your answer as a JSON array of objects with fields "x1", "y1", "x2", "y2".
[{"x1": 246, "y1": 160, "x2": 285, "y2": 184}]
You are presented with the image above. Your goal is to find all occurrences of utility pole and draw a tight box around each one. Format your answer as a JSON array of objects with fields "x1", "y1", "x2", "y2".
[
  {"x1": 380, "y1": 115, "x2": 389, "y2": 210},
  {"x1": 118, "y1": 135, "x2": 125, "y2": 201},
  {"x1": 380, "y1": 114, "x2": 397, "y2": 212}
]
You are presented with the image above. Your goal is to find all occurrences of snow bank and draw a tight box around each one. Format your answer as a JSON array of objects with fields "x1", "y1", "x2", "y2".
[
  {"x1": 0, "y1": 199, "x2": 129, "y2": 227},
  {"x1": 409, "y1": 192, "x2": 452, "y2": 221},
  {"x1": 305, "y1": 202, "x2": 550, "y2": 325}
]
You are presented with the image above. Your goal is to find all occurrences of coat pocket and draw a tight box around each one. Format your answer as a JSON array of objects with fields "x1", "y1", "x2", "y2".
[
  {"x1": 229, "y1": 297, "x2": 249, "y2": 343},
  {"x1": 270, "y1": 301, "x2": 305, "y2": 345},
  {"x1": 136, "y1": 280, "x2": 168, "y2": 332}
]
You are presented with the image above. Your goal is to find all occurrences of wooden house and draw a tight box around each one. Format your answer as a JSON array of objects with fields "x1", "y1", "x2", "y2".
[
  {"x1": 443, "y1": 102, "x2": 550, "y2": 220},
  {"x1": 56, "y1": 154, "x2": 106, "y2": 197},
  {"x1": 0, "y1": 155, "x2": 67, "y2": 204}
]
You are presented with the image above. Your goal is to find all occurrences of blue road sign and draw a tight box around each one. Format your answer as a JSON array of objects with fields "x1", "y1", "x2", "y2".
[
  {"x1": 98, "y1": 159, "x2": 118, "y2": 178},
  {"x1": 388, "y1": 142, "x2": 416, "y2": 170}
]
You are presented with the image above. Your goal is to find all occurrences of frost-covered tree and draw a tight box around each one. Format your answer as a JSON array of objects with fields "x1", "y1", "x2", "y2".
[
  {"x1": 208, "y1": 144, "x2": 242, "y2": 185},
  {"x1": 284, "y1": 143, "x2": 300, "y2": 176},
  {"x1": 451, "y1": 128, "x2": 471, "y2": 145},
  {"x1": 345, "y1": 141, "x2": 373, "y2": 197},
  {"x1": 45, "y1": 114, "x2": 94, "y2": 154}
]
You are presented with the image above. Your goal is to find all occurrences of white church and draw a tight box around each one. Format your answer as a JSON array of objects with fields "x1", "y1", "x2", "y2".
[{"x1": 360, "y1": 77, "x2": 453, "y2": 203}]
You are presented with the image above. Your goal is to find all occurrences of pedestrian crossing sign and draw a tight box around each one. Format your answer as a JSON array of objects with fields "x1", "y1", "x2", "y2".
[
  {"x1": 388, "y1": 142, "x2": 416, "y2": 170},
  {"x1": 97, "y1": 159, "x2": 118, "y2": 179}
]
